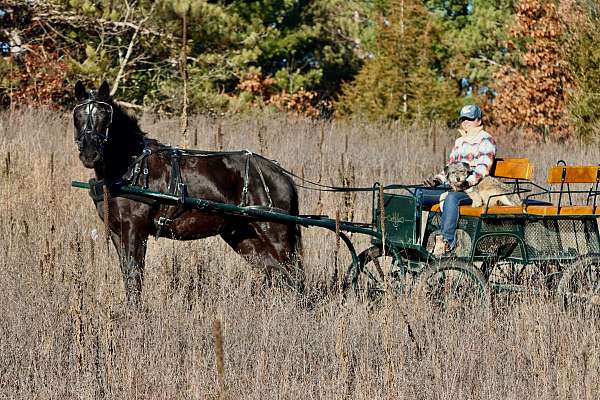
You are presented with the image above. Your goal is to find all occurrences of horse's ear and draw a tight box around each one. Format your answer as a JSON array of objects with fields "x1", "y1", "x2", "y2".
[
  {"x1": 97, "y1": 81, "x2": 110, "y2": 100},
  {"x1": 75, "y1": 81, "x2": 87, "y2": 101}
]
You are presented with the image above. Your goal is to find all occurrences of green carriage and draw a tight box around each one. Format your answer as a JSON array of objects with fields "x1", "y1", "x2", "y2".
[
  {"x1": 73, "y1": 156, "x2": 600, "y2": 308},
  {"x1": 348, "y1": 159, "x2": 600, "y2": 308}
]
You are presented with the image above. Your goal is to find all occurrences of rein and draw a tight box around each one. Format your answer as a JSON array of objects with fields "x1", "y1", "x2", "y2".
[{"x1": 275, "y1": 165, "x2": 419, "y2": 194}]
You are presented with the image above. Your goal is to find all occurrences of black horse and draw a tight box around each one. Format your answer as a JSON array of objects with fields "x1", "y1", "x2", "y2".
[{"x1": 73, "y1": 81, "x2": 303, "y2": 306}]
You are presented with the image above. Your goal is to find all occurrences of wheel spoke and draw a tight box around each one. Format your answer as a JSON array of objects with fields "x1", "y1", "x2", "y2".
[
  {"x1": 557, "y1": 256, "x2": 600, "y2": 311},
  {"x1": 345, "y1": 246, "x2": 412, "y2": 299},
  {"x1": 498, "y1": 263, "x2": 512, "y2": 281},
  {"x1": 416, "y1": 260, "x2": 490, "y2": 310},
  {"x1": 372, "y1": 258, "x2": 385, "y2": 282},
  {"x1": 451, "y1": 271, "x2": 466, "y2": 298},
  {"x1": 515, "y1": 264, "x2": 527, "y2": 282}
]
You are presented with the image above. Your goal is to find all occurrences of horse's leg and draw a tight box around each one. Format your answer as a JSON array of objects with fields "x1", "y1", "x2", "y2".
[
  {"x1": 220, "y1": 221, "x2": 304, "y2": 292},
  {"x1": 110, "y1": 229, "x2": 148, "y2": 308},
  {"x1": 251, "y1": 221, "x2": 303, "y2": 291}
]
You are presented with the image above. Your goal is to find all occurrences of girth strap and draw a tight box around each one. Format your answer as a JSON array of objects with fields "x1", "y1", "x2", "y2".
[
  {"x1": 155, "y1": 149, "x2": 187, "y2": 238},
  {"x1": 239, "y1": 150, "x2": 273, "y2": 208}
]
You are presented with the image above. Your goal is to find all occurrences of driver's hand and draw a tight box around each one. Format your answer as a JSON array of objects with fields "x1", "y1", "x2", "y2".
[
  {"x1": 423, "y1": 176, "x2": 441, "y2": 187},
  {"x1": 458, "y1": 180, "x2": 471, "y2": 190}
]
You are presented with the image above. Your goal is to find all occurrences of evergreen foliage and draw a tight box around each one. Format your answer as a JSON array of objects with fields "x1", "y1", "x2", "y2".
[
  {"x1": 2, "y1": 0, "x2": 600, "y2": 139},
  {"x1": 337, "y1": 0, "x2": 459, "y2": 121},
  {"x1": 2, "y1": 0, "x2": 371, "y2": 114},
  {"x1": 426, "y1": 0, "x2": 515, "y2": 97}
]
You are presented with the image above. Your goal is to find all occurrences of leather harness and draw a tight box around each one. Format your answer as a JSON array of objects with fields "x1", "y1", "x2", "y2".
[{"x1": 90, "y1": 146, "x2": 274, "y2": 239}]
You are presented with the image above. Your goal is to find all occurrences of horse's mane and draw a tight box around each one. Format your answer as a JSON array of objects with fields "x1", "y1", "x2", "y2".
[{"x1": 109, "y1": 99, "x2": 146, "y2": 137}]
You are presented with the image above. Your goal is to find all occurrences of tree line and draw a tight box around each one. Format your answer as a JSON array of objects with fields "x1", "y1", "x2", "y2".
[{"x1": 1, "y1": 0, "x2": 600, "y2": 141}]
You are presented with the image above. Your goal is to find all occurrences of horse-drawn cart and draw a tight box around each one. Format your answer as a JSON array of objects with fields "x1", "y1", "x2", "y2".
[{"x1": 72, "y1": 157, "x2": 600, "y2": 309}]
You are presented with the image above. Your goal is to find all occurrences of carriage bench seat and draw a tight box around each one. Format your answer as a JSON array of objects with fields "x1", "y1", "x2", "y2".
[
  {"x1": 429, "y1": 204, "x2": 524, "y2": 217},
  {"x1": 429, "y1": 158, "x2": 533, "y2": 217},
  {"x1": 430, "y1": 164, "x2": 600, "y2": 217},
  {"x1": 522, "y1": 165, "x2": 600, "y2": 216},
  {"x1": 429, "y1": 204, "x2": 600, "y2": 216},
  {"x1": 525, "y1": 205, "x2": 600, "y2": 216},
  {"x1": 430, "y1": 203, "x2": 600, "y2": 217}
]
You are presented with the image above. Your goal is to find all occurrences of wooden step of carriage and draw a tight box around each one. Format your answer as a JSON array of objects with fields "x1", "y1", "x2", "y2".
[{"x1": 430, "y1": 160, "x2": 600, "y2": 217}]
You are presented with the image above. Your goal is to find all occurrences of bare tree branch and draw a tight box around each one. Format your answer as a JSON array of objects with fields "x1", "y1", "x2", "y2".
[
  {"x1": 109, "y1": 3, "x2": 157, "y2": 96},
  {"x1": 31, "y1": 10, "x2": 175, "y2": 42},
  {"x1": 111, "y1": 26, "x2": 141, "y2": 95}
]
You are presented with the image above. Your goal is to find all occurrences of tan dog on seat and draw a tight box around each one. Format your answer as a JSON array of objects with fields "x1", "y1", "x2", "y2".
[{"x1": 440, "y1": 162, "x2": 521, "y2": 209}]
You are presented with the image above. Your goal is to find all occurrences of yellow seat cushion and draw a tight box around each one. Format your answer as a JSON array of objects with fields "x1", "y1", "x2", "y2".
[
  {"x1": 430, "y1": 203, "x2": 600, "y2": 216},
  {"x1": 525, "y1": 205, "x2": 600, "y2": 215},
  {"x1": 430, "y1": 204, "x2": 524, "y2": 217}
]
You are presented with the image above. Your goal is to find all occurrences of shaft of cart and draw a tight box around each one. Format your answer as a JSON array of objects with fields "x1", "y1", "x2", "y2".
[{"x1": 72, "y1": 180, "x2": 384, "y2": 269}]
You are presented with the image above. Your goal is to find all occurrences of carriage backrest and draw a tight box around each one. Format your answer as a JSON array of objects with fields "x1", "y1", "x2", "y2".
[
  {"x1": 544, "y1": 165, "x2": 600, "y2": 209},
  {"x1": 547, "y1": 165, "x2": 600, "y2": 184},
  {"x1": 490, "y1": 158, "x2": 533, "y2": 181}
]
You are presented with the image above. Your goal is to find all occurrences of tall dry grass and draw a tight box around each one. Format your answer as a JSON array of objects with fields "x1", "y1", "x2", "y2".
[{"x1": 1, "y1": 108, "x2": 599, "y2": 399}]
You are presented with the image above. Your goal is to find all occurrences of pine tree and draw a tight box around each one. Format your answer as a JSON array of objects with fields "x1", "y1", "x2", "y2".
[
  {"x1": 492, "y1": 0, "x2": 574, "y2": 142},
  {"x1": 4, "y1": 1, "x2": 372, "y2": 114},
  {"x1": 336, "y1": 0, "x2": 458, "y2": 121}
]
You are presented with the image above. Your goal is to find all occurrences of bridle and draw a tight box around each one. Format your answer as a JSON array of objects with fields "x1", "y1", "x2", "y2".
[{"x1": 73, "y1": 98, "x2": 114, "y2": 146}]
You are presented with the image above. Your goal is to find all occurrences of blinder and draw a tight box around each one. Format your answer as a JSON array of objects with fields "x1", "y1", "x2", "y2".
[{"x1": 73, "y1": 98, "x2": 114, "y2": 145}]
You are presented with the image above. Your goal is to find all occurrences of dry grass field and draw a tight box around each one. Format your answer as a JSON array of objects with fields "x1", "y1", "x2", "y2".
[{"x1": 1, "y1": 108, "x2": 599, "y2": 399}]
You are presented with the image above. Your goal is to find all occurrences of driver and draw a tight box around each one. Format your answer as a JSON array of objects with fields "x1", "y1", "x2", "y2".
[{"x1": 419, "y1": 104, "x2": 497, "y2": 256}]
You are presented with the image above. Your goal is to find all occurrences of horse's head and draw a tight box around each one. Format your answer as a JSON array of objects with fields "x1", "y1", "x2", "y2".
[{"x1": 73, "y1": 81, "x2": 114, "y2": 168}]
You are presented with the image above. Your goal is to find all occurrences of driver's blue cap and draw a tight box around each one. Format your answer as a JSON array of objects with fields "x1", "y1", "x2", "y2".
[{"x1": 459, "y1": 104, "x2": 483, "y2": 121}]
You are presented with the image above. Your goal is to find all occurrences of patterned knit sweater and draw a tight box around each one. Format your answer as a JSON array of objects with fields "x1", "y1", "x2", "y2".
[{"x1": 440, "y1": 127, "x2": 497, "y2": 186}]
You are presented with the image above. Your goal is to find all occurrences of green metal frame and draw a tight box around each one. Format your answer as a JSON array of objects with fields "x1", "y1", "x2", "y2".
[
  {"x1": 369, "y1": 184, "x2": 432, "y2": 262},
  {"x1": 425, "y1": 211, "x2": 600, "y2": 266},
  {"x1": 72, "y1": 179, "x2": 600, "y2": 295}
]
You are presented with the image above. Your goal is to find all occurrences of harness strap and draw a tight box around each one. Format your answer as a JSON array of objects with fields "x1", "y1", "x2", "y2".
[
  {"x1": 155, "y1": 149, "x2": 187, "y2": 238},
  {"x1": 143, "y1": 156, "x2": 150, "y2": 189},
  {"x1": 129, "y1": 147, "x2": 152, "y2": 188},
  {"x1": 239, "y1": 150, "x2": 274, "y2": 208},
  {"x1": 240, "y1": 151, "x2": 252, "y2": 206},
  {"x1": 251, "y1": 156, "x2": 273, "y2": 208},
  {"x1": 88, "y1": 178, "x2": 106, "y2": 202}
]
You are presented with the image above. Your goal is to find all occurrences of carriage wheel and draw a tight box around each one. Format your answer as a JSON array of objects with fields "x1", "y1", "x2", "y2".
[
  {"x1": 414, "y1": 259, "x2": 490, "y2": 311},
  {"x1": 556, "y1": 255, "x2": 600, "y2": 312},
  {"x1": 344, "y1": 246, "x2": 414, "y2": 300}
]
